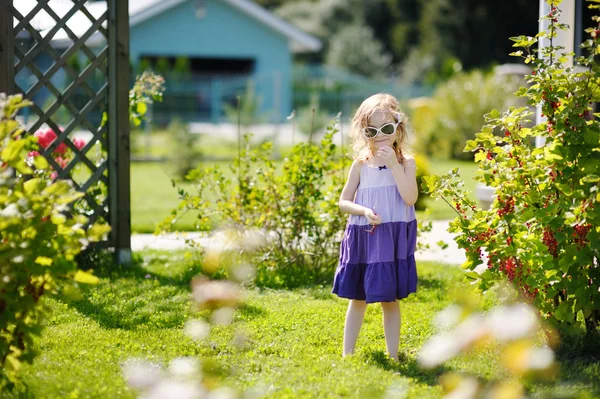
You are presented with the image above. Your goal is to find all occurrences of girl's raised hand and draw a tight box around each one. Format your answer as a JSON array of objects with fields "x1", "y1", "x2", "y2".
[
  {"x1": 364, "y1": 208, "x2": 381, "y2": 225},
  {"x1": 376, "y1": 146, "x2": 399, "y2": 168}
]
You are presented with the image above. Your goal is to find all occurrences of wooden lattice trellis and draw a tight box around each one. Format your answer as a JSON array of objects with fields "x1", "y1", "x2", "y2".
[{"x1": 0, "y1": 0, "x2": 131, "y2": 260}]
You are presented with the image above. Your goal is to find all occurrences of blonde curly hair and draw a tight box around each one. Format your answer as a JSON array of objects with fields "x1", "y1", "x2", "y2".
[{"x1": 349, "y1": 93, "x2": 410, "y2": 163}]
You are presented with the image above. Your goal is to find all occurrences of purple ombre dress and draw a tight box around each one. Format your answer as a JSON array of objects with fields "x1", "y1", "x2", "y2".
[{"x1": 332, "y1": 163, "x2": 418, "y2": 303}]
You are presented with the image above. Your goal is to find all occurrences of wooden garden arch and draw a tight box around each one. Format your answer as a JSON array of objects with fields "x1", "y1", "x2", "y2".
[{"x1": 0, "y1": 0, "x2": 132, "y2": 263}]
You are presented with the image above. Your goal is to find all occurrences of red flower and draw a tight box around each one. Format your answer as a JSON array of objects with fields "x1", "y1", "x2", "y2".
[
  {"x1": 50, "y1": 171, "x2": 58, "y2": 180},
  {"x1": 34, "y1": 127, "x2": 68, "y2": 154},
  {"x1": 73, "y1": 137, "x2": 86, "y2": 150},
  {"x1": 28, "y1": 150, "x2": 40, "y2": 157},
  {"x1": 54, "y1": 156, "x2": 68, "y2": 169},
  {"x1": 34, "y1": 128, "x2": 56, "y2": 149}
]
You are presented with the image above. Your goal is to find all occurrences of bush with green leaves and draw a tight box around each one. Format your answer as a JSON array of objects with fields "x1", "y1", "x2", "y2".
[
  {"x1": 417, "y1": 69, "x2": 526, "y2": 160},
  {"x1": 413, "y1": 153, "x2": 430, "y2": 211},
  {"x1": 0, "y1": 94, "x2": 110, "y2": 390},
  {"x1": 160, "y1": 121, "x2": 350, "y2": 287},
  {"x1": 167, "y1": 118, "x2": 203, "y2": 178},
  {"x1": 423, "y1": 2, "x2": 600, "y2": 333}
]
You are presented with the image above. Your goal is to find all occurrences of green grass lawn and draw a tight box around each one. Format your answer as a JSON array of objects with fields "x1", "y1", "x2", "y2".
[
  {"x1": 128, "y1": 158, "x2": 480, "y2": 234},
  {"x1": 13, "y1": 254, "x2": 600, "y2": 398},
  {"x1": 130, "y1": 162, "x2": 198, "y2": 233}
]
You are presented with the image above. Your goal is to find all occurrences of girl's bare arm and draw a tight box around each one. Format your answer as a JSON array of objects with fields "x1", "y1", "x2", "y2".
[
  {"x1": 339, "y1": 160, "x2": 368, "y2": 215},
  {"x1": 389, "y1": 157, "x2": 418, "y2": 206}
]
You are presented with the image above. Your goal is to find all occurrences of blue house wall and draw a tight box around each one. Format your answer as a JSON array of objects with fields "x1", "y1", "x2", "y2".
[{"x1": 129, "y1": 0, "x2": 292, "y2": 122}]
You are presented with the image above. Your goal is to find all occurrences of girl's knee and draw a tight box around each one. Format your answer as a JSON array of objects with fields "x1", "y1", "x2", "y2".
[
  {"x1": 349, "y1": 299, "x2": 367, "y2": 309},
  {"x1": 380, "y1": 301, "x2": 399, "y2": 311}
]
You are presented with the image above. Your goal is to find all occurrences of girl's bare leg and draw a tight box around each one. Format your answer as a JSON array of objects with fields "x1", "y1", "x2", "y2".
[
  {"x1": 381, "y1": 301, "x2": 401, "y2": 361},
  {"x1": 343, "y1": 299, "x2": 367, "y2": 356}
]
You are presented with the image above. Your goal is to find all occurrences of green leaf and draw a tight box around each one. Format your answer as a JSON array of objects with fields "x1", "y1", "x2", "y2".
[
  {"x1": 544, "y1": 269, "x2": 558, "y2": 279},
  {"x1": 35, "y1": 256, "x2": 53, "y2": 266},
  {"x1": 42, "y1": 181, "x2": 71, "y2": 197},
  {"x1": 464, "y1": 140, "x2": 478, "y2": 152},
  {"x1": 544, "y1": 146, "x2": 563, "y2": 161},
  {"x1": 51, "y1": 213, "x2": 67, "y2": 225},
  {"x1": 489, "y1": 109, "x2": 501, "y2": 119},
  {"x1": 33, "y1": 155, "x2": 48, "y2": 170},
  {"x1": 23, "y1": 178, "x2": 41, "y2": 195},
  {"x1": 136, "y1": 102, "x2": 148, "y2": 116},
  {"x1": 87, "y1": 223, "x2": 111, "y2": 241},
  {"x1": 464, "y1": 271, "x2": 480, "y2": 281},
  {"x1": 580, "y1": 175, "x2": 600, "y2": 184},
  {"x1": 1, "y1": 139, "x2": 26, "y2": 162},
  {"x1": 474, "y1": 151, "x2": 487, "y2": 163},
  {"x1": 554, "y1": 300, "x2": 571, "y2": 322},
  {"x1": 73, "y1": 270, "x2": 100, "y2": 285}
]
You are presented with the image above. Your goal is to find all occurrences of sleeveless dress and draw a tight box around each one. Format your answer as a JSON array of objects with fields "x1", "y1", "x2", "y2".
[{"x1": 332, "y1": 163, "x2": 418, "y2": 303}]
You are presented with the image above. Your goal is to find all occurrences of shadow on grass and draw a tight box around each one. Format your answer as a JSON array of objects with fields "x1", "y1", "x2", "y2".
[
  {"x1": 72, "y1": 250, "x2": 273, "y2": 330},
  {"x1": 367, "y1": 350, "x2": 445, "y2": 387},
  {"x1": 79, "y1": 248, "x2": 203, "y2": 288},
  {"x1": 416, "y1": 277, "x2": 446, "y2": 291},
  {"x1": 237, "y1": 303, "x2": 267, "y2": 319},
  {"x1": 69, "y1": 250, "x2": 203, "y2": 330},
  {"x1": 543, "y1": 331, "x2": 600, "y2": 396}
]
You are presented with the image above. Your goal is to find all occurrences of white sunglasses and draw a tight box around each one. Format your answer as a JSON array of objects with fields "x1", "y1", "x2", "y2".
[{"x1": 362, "y1": 114, "x2": 404, "y2": 139}]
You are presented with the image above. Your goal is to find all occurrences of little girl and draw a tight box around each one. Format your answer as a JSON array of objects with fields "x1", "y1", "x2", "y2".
[{"x1": 332, "y1": 93, "x2": 418, "y2": 362}]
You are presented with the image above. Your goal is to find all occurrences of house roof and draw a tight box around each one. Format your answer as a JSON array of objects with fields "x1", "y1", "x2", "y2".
[{"x1": 13, "y1": 0, "x2": 321, "y2": 53}]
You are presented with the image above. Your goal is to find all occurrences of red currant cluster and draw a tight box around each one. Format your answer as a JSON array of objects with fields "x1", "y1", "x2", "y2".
[
  {"x1": 548, "y1": 6, "x2": 558, "y2": 23},
  {"x1": 454, "y1": 201, "x2": 476, "y2": 220},
  {"x1": 573, "y1": 223, "x2": 591, "y2": 249},
  {"x1": 497, "y1": 196, "x2": 515, "y2": 218},
  {"x1": 499, "y1": 257, "x2": 518, "y2": 281},
  {"x1": 542, "y1": 227, "x2": 558, "y2": 257}
]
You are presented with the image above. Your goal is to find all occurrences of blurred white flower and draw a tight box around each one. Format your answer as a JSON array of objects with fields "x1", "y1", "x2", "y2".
[
  {"x1": 528, "y1": 346, "x2": 555, "y2": 370},
  {"x1": 212, "y1": 307, "x2": 236, "y2": 325},
  {"x1": 443, "y1": 376, "x2": 479, "y2": 399},
  {"x1": 417, "y1": 334, "x2": 460, "y2": 369},
  {"x1": 242, "y1": 383, "x2": 268, "y2": 399},
  {"x1": 12, "y1": 255, "x2": 24, "y2": 263},
  {"x1": 418, "y1": 314, "x2": 488, "y2": 369},
  {"x1": 1, "y1": 204, "x2": 19, "y2": 217},
  {"x1": 121, "y1": 358, "x2": 164, "y2": 390},
  {"x1": 184, "y1": 319, "x2": 210, "y2": 341},
  {"x1": 232, "y1": 263, "x2": 255, "y2": 283},
  {"x1": 240, "y1": 229, "x2": 266, "y2": 252},
  {"x1": 169, "y1": 357, "x2": 201, "y2": 379},
  {"x1": 487, "y1": 303, "x2": 538, "y2": 341},
  {"x1": 232, "y1": 331, "x2": 249, "y2": 348},
  {"x1": 141, "y1": 380, "x2": 204, "y2": 399},
  {"x1": 434, "y1": 304, "x2": 463, "y2": 331},
  {"x1": 454, "y1": 314, "x2": 488, "y2": 347},
  {"x1": 191, "y1": 278, "x2": 240, "y2": 309},
  {"x1": 383, "y1": 380, "x2": 409, "y2": 399}
]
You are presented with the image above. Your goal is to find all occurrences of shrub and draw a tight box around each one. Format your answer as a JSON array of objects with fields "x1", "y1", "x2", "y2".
[
  {"x1": 423, "y1": 3, "x2": 600, "y2": 333},
  {"x1": 413, "y1": 153, "x2": 430, "y2": 211},
  {"x1": 160, "y1": 121, "x2": 349, "y2": 288},
  {"x1": 167, "y1": 118, "x2": 203, "y2": 178},
  {"x1": 0, "y1": 94, "x2": 110, "y2": 390},
  {"x1": 416, "y1": 69, "x2": 525, "y2": 160}
]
